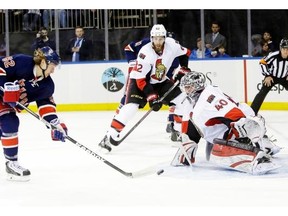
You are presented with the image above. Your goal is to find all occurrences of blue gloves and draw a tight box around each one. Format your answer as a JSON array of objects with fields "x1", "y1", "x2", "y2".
[{"x1": 50, "y1": 118, "x2": 68, "y2": 142}]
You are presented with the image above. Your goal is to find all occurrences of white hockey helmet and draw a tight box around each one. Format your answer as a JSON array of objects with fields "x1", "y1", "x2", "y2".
[{"x1": 150, "y1": 24, "x2": 167, "y2": 39}]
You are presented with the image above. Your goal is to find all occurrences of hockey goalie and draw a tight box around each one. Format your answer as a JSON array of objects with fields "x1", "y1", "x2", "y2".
[{"x1": 171, "y1": 71, "x2": 281, "y2": 175}]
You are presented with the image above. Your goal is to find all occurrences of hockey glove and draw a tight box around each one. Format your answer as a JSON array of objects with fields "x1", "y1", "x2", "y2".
[
  {"x1": 147, "y1": 94, "x2": 162, "y2": 111},
  {"x1": 173, "y1": 66, "x2": 191, "y2": 82},
  {"x1": 2, "y1": 81, "x2": 20, "y2": 107},
  {"x1": 50, "y1": 118, "x2": 68, "y2": 142}
]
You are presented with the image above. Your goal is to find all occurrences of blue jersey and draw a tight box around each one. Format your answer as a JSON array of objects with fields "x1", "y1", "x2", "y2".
[
  {"x1": 0, "y1": 54, "x2": 55, "y2": 103},
  {"x1": 124, "y1": 38, "x2": 180, "y2": 78},
  {"x1": 0, "y1": 54, "x2": 35, "y2": 86}
]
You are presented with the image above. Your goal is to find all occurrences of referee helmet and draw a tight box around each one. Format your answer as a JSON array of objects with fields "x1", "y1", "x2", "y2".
[{"x1": 280, "y1": 38, "x2": 288, "y2": 49}]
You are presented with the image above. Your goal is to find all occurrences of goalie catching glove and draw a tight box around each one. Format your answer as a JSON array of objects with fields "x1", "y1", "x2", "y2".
[
  {"x1": 147, "y1": 94, "x2": 162, "y2": 111},
  {"x1": 173, "y1": 66, "x2": 191, "y2": 82},
  {"x1": 50, "y1": 118, "x2": 68, "y2": 142}
]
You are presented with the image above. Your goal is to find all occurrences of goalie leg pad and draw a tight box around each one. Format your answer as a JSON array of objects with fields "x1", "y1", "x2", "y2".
[
  {"x1": 171, "y1": 141, "x2": 198, "y2": 166},
  {"x1": 211, "y1": 141, "x2": 280, "y2": 174}
]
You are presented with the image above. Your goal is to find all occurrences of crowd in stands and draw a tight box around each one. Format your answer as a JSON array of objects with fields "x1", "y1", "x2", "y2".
[{"x1": 0, "y1": 9, "x2": 280, "y2": 61}]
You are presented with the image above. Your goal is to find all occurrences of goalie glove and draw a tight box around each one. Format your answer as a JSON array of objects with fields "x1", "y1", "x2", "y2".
[
  {"x1": 50, "y1": 118, "x2": 68, "y2": 142},
  {"x1": 172, "y1": 66, "x2": 191, "y2": 82}
]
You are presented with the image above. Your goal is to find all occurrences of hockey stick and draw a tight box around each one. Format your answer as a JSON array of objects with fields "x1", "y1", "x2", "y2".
[
  {"x1": 115, "y1": 80, "x2": 180, "y2": 145},
  {"x1": 0, "y1": 89, "x2": 158, "y2": 178}
]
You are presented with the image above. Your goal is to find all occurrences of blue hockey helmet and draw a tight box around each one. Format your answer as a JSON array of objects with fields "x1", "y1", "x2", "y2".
[
  {"x1": 40, "y1": 46, "x2": 60, "y2": 65},
  {"x1": 34, "y1": 46, "x2": 60, "y2": 65}
]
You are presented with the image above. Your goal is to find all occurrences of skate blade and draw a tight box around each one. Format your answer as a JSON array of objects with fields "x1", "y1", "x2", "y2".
[
  {"x1": 252, "y1": 163, "x2": 281, "y2": 175},
  {"x1": 97, "y1": 145, "x2": 111, "y2": 154},
  {"x1": 6, "y1": 173, "x2": 30, "y2": 182}
]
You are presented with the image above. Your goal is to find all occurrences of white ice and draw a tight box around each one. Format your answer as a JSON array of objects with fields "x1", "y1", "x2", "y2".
[{"x1": 1, "y1": 110, "x2": 288, "y2": 215}]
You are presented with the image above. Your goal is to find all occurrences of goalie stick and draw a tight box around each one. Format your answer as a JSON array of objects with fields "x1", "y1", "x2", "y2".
[
  {"x1": 103, "y1": 80, "x2": 180, "y2": 146},
  {"x1": 3, "y1": 97, "x2": 159, "y2": 178}
]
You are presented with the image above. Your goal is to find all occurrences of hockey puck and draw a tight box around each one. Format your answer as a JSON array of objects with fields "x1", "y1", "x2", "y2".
[{"x1": 157, "y1": 169, "x2": 164, "y2": 175}]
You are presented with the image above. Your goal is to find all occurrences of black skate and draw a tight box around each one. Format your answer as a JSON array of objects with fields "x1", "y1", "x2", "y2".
[
  {"x1": 166, "y1": 122, "x2": 174, "y2": 133},
  {"x1": 170, "y1": 127, "x2": 182, "y2": 142},
  {"x1": 98, "y1": 135, "x2": 112, "y2": 153}
]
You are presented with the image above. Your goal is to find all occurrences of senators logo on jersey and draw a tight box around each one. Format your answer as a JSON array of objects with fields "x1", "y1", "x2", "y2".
[{"x1": 152, "y1": 59, "x2": 166, "y2": 81}]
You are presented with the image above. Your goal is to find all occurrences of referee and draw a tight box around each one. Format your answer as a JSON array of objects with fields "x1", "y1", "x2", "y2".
[{"x1": 251, "y1": 38, "x2": 288, "y2": 114}]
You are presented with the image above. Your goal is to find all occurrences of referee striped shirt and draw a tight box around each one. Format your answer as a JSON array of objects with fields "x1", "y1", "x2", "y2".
[{"x1": 260, "y1": 50, "x2": 288, "y2": 78}]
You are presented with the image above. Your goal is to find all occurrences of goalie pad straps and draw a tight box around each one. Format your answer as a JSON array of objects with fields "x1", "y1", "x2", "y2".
[{"x1": 171, "y1": 134, "x2": 198, "y2": 166}]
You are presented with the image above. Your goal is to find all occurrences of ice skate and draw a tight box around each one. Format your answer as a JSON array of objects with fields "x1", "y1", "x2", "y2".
[
  {"x1": 170, "y1": 127, "x2": 182, "y2": 142},
  {"x1": 6, "y1": 161, "x2": 31, "y2": 182},
  {"x1": 259, "y1": 135, "x2": 282, "y2": 156},
  {"x1": 251, "y1": 152, "x2": 281, "y2": 175},
  {"x1": 98, "y1": 135, "x2": 112, "y2": 153},
  {"x1": 166, "y1": 122, "x2": 174, "y2": 133}
]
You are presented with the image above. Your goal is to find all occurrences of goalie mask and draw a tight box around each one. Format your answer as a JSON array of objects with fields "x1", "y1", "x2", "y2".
[
  {"x1": 33, "y1": 46, "x2": 60, "y2": 66},
  {"x1": 180, "y1": 71, "x2": 206, "y2": 97}
]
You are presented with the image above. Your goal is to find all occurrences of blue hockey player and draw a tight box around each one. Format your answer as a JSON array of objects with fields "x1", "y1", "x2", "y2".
[{"x1": 0, "y1": 46, "x2": 68, "y2": 181}]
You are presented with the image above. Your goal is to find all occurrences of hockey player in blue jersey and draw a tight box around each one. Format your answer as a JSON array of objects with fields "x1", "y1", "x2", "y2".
[
  {"x1": 0, "y1": 46, "x2": 68, "y2": 181},
  {"x1": 118, "y1": 32, "x2": 181, "y2": 139}
]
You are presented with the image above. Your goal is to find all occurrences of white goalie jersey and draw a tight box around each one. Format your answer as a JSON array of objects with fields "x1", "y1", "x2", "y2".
[{"x1": 181, "y1": 85, "x2": 252, "y2": 143}]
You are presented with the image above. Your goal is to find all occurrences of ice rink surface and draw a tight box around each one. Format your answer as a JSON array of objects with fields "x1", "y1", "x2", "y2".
[{"x1": 1, "y1": 110, "x2": 288, "y2": 215}]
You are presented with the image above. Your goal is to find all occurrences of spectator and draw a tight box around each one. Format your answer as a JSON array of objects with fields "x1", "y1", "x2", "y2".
[
  {"x1": 205, "y1": 21, "x2": 227, "y2": 52},
  {"x1": 262, "y1": 31, "x2": 275, "y2": 52},
  {"x1": 214, "y1": 45, "x2": 230, "y2": 58},
  {"x1": 254, "y1": 41, "x2": 270, "y2": 57},
  {"x1": 251, "y1": 34, "x2": 262, "y2": 57},
  {"x1": 31, "y1": 27, "x2": 56, "y2": 51},
  {"x1": 65, "y1": 26, "x2": 93, "y2": 62},
  {"x1": 0, "y1": 37, "x2": 6, "y2": 56},
  {"x1": 22, "y1": 9, "x2": 41, "y2": 31},
  {"x1": 42, "y1": 9, "x2": 67, "y2": 29},
  {"x1": 190, "y1": 37, "x2": 212, "y2": 59}
]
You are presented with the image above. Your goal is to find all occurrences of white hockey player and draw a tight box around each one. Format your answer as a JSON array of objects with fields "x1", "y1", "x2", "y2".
[
  {"x1": 171, "y1": 71, "x2": 281, "y2": 175},
  {"x1": 98, "y1": 24, "x2": 191, "y2": 153}
]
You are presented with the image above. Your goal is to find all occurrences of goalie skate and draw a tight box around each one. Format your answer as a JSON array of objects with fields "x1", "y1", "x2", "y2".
[
  {"x1": 251, "y1": 152, "x2": 281, "y2": 175},
  {"x1": 259, "y1": 135, "x2": 282, "y2": 156},
  {"x1": 98, "y1": 135, "x2": 112, "y2": 153},
  {"x1": 6, "y1": 161, "x2": 31, "y2": 182}
]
